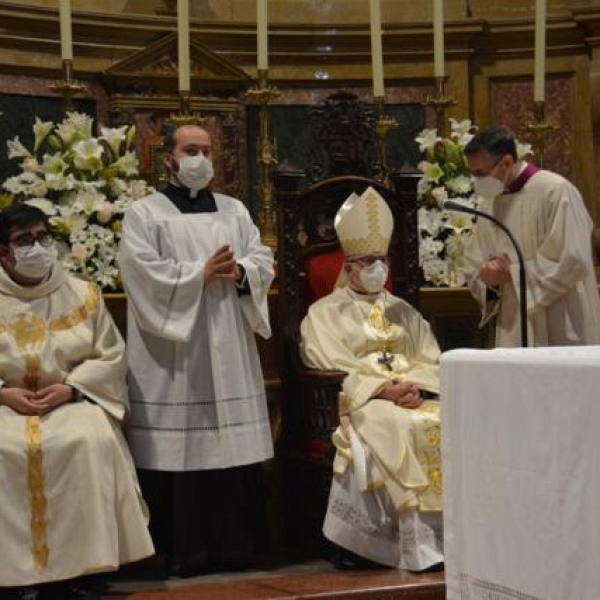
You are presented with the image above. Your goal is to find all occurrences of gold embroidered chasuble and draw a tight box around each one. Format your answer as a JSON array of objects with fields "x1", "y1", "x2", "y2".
[
  {"x1": 0, "y1": 263, "x2": 153, "y2": 586},
  {"x1": 300, "y1": 286, "x2": 442, "y2": 513}
]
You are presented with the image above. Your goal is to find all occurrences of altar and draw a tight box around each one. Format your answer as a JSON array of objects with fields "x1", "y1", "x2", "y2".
[{"x1": 441, "y1": 346, "x2": 600, "y2": 600}]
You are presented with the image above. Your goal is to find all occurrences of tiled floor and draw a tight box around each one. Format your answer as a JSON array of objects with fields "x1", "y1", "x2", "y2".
[{"x1": 103, "y1": 557, "x2": 445, "y2": 599}]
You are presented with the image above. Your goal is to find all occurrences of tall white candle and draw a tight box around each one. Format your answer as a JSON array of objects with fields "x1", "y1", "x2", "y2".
[
  {"x1": 257, "y1": 0, "x2": 268, "y2": 71},
  {"x1": 177, "y1": 0, "x2": 190, "y2": 92},
  {"x1": 433, "y1": 0, "x2": 444, "y2": 77},
  {"x1": 59, "y1": 0, "x2": 73, "y2": 61},
  {"x1": 534, "y1": 0, "x2": 546, "y2": 101},
  {"x1": 369, "y1": 0, "x2": 384, "y2": 98}
]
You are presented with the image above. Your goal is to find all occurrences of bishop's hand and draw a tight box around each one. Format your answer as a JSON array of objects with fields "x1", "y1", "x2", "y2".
[{"x1": 378, "y1": 379, "x2": 422, "y2": 409}]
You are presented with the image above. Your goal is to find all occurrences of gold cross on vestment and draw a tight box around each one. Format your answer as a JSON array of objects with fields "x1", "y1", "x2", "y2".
[{"x1": 378, "y1": 350, "x2": 393, "y2": 371}]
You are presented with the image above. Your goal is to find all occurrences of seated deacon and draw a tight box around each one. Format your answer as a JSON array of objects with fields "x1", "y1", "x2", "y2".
[
  {"x1": 0, "y1": 204, "x2": 154, "y2": 600},
  {"x1": 300, "y1": 188, "x2": 443, "y2": 572}
]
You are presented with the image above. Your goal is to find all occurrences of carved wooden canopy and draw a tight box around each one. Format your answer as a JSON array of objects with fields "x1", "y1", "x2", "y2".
[{"x1": 103, "y1": 32, "x2": 250, "y2": 97}]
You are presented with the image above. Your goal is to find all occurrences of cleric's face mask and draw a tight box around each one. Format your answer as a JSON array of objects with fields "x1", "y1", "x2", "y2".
[
  {"x1": 473, "y1": 174, "x2": 505, "y2": 200},
  {"x1": 358, "y1": 259, "x2": 389, "y2": 293},
  {"x1": 173, "y1": 153, "x2": 214, "y2": 197},
  {"x1": 13, "y1": 241, "x2": 57, "y2": 279},
  {"x1": 472, "y1": 156, "x2": 511, "y2": 200}
]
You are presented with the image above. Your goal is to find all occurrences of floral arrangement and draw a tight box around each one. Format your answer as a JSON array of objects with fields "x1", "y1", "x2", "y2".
[
  {"x1": 1, "y1": 111, "x2": 153, "y2": 291},
  {"x1": 416, "y1": 119, "x2": 533, "y2": 287}
]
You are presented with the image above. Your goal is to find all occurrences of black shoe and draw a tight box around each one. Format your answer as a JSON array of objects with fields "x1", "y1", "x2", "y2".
[
  {"x1": 40, "y1": 575, "x2": 107, "y2": 600},
  {"x1": 1, "y1": 588, "x2": 40, "y2": 600},
  {"x1": 332, "y1": 549, "x2": 382, "y2": 571}
]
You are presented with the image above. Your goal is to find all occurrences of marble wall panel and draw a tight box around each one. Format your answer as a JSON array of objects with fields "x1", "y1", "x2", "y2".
[{"x1": 491, "y1": 77, "x2": 572, "y2": 178}]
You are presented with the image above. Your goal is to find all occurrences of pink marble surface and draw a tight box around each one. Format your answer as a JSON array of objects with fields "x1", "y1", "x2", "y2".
[{"x1": 492, "y1": 77, "x2": 572, "y2": 177}]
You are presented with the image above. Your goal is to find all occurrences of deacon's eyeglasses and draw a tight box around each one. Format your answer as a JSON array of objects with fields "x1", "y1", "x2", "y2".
[{"x1": 9, "y1": 232, "x2": 54, "y2": 250}]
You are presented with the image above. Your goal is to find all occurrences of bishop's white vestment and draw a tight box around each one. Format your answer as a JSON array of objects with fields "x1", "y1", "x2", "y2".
[
  {"x1": 300, "y1": 286, "x2": 443, "y2": 571},
  {"x1": 119, "y1": 191, "x2": 274, "y2": 471},
  {"x1": 463, "y1": 169, "x2": 600, "y2": 347},
  {"x1": 0, "y1": 263, "x2": 154, "y2": 587}
]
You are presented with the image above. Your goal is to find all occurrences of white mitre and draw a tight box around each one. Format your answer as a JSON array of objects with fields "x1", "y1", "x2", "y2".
[{"x1": 334, "y1": 186, "x2": 394, "y2": 258}]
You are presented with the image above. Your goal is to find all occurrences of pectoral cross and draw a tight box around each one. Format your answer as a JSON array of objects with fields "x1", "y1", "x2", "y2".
[{"x1": 378, "y1": 349, "x2": 393, "y2": 371}]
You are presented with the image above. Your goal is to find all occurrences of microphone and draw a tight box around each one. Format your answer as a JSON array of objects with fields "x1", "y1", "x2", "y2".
[{"x1": 439, "y1": 197, "x2": 529, "y2": 348}]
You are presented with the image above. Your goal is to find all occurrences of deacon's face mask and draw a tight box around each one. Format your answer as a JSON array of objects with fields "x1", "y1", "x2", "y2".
[
  {"x1": 13, "y1": 242, "x2": 56, "y2": 279},
  {"x1": 473, "y1": 175, "x2": 505, "y2": 200},
  {"x1": 472, "y1": 155, "x2": 511, "y2": 200},
  {"x1": 174, "y1": 154, "x2": 214, "y2": 197},
  {"x1": 358, "y1": 260, "x2": 388, "y2": 293}
]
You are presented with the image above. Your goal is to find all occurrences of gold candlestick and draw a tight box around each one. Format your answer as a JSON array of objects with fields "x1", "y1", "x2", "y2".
[
  {"x1": 245, "y1": 69, "x2": 280, "y2": 250},
  {"x1": 166, "y1": 91, "x2": 205, "y2": 127},
  {"x1": 49, "y1": 59, "x2": 87, "y2": 114},
  {"x1": 525, "y1": 101, "x2": 557, "y2": 168},
  {"x1": 373, "y1": 96, "x2": 398, "y2": 186},
  {"x1": 424, "y1": 76, "x2": 457, "y2": 137}
]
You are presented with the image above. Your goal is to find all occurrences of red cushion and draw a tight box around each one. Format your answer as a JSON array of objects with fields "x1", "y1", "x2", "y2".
[{"x1": 305, "y1": 249, "x2": 345, "y2": 304}]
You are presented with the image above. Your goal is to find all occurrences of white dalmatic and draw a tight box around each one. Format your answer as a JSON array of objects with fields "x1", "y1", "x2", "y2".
[
  {"x1": 119, "y1": 192, "x2": 274, "y2": 471},
  {"x1": 463, "y1": 170, "x2": 600, "y2": 347}
]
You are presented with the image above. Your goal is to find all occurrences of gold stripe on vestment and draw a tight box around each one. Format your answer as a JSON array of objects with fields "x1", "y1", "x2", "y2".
[
  {"x1": 26, "y1": 416, "x2": 49, "y2": 570},
  {"x1": 23, "y1": 354, "x2": 40, "y2": 390},
  {"x1": 49, "y1": 284, "x2": 99, "y2": 331}
]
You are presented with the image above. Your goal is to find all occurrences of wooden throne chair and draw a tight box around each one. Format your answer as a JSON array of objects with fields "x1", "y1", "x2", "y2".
[{"x1": 275, "y1": 169, "x2": 421, "y2": 550}]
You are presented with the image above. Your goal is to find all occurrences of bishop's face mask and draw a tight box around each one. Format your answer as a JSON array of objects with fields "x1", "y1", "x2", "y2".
[
  {"x1": 174, "y1": 153, "x2": 214, "y2": 197},
  {"x1": 358, "y1": 260, "x2": 389, "y2": 293},
  {"x1": 13, "y1": 241, "x2": 56, "y2": 279}
]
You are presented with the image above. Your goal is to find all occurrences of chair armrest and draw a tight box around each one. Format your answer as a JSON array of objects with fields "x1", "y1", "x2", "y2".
[{"x1": 299, "y1": 368, "x2": 347, "y2": 381}]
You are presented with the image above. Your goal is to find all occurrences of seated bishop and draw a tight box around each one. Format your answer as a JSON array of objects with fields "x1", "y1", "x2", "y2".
[
  {"x1": 0, "y1": 204, "x2": 154, "y2": 600},
  {"x1": 300, "y1": 187, "x2": 443, "y2": 571}
]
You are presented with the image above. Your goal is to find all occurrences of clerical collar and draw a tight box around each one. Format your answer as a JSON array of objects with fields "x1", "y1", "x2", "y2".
[
  {"x1": 163, "y1": 182, "x2": 217, "y2": 214},
  {"x1": 346, "y1": 285, "x2": 385, "y2": 302},
  {"x1": 504, "y1": 161, "x2": 539, "y2": 195}
]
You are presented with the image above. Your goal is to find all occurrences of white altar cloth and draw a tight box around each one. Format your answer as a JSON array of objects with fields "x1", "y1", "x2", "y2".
[{"x1": 441, "y1": 346, "x2": 600, "y2": 600}]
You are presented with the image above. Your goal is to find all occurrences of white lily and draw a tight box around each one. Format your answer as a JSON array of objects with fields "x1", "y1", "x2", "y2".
[
  {"x1": 33, "y1": 117, "x2": 54, "y2": 152},
  {"x1": 7, "y1": 137, "x2": 32, "y2": 159},
  {"x1": 415, "y1": 128, "x2": 439, "y2": 153},
  {"x1": 100, "y1": 125, "x2": 128, "y2": 157},
  {"x1": 72, "y1": 139, "x2": 104, "y2": 172}
]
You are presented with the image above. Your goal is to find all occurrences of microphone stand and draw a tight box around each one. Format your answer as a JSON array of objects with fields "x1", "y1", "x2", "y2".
[{"x1": 441, "y1": 199, "x2": 528, "y2": 348}]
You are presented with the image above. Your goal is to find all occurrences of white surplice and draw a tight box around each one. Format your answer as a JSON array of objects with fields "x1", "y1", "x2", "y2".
[
  {"x1": 119, "y1": 192, "x2": 274, "y2": 471},
  {"x1": 300, "y1": 286, "x2": 443, "y2": 570},
  {"x1": 0, "y1": 263, "x2": 154, "y2": 587},
  {"x1": 463, "y1": 169, "x2": 600, "y2": 347}
]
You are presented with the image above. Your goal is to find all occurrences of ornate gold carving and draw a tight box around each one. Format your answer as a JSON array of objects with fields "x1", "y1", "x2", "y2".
[
  {"x1": 26, "y1": 416, "x2": 49, "y2": 570},
  {"x1": 373, "y1": 96, "x2": 398, "y2": 186},
  {"x1": 526, "y1": 101, "x2": 558, "y2": 169},
  {"x1": 245, "y1": 69, "x2": 280, "y2": 251},
  {"x1": 49, "y1": 59, "x2": 88, "y2": 115},
  {"x1": 424, "y1": 76, "x2": 457, "y2": 138}
]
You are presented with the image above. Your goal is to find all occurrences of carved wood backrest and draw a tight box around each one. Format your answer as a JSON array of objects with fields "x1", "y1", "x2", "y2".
[
  {"x1": 306, "y1": 91, "x2": 378, "y2": 182},
  {"x1": 276, "y1": 172, "x2": 421, "y2": 356}
]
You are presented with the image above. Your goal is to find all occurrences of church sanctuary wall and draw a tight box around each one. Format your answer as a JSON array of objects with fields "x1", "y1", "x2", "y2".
[{"x1": 471, "y1": 53, "x2": 595, "y2": 224}]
